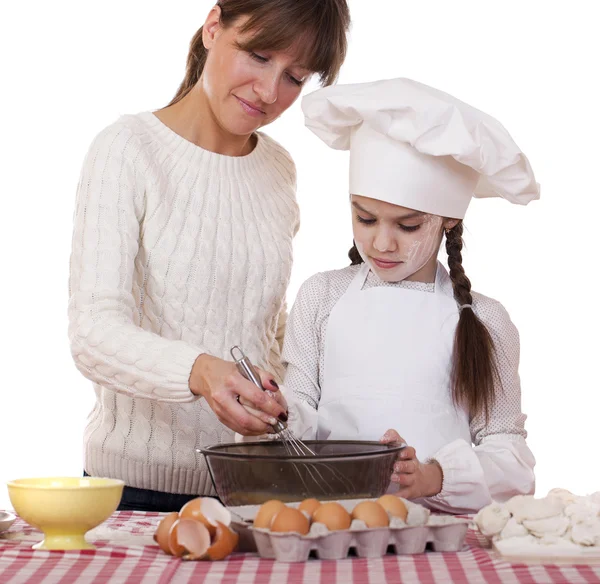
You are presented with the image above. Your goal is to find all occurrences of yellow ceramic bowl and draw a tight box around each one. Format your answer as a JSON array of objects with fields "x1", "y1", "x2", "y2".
[{"x1": 7, "y1": 477, "x2": 124, "y2": 550}]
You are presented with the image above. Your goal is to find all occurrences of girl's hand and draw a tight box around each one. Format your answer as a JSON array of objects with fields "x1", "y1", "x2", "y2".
[
  {"x1": 189, "y1": 354, "x2": 288, "y2": 436},
  {"x1": 380, "y1": 429, "x2": 443, "y2": 500}
]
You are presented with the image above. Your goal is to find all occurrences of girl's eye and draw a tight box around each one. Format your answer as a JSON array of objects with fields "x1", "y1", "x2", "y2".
[
  {"x1": 250, "y1": 52, "x2": 268, "y2": 63},
  {"x1": 356, "y1": 215, "x2": 376, "y2": 225},
  {"x1": 399, "y1": 224, "x2": 421, "y2": 233},
  {"x1": 287, "y1": 73, "x2": 303, "y2": 87}
]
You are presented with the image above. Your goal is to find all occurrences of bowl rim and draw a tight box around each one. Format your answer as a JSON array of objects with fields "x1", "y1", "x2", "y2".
[
  {"x1": 197, "y1": 440, "x2": 407, "y2": 461},
  {"x1": 6, "y1": 477, "x2": 126, "y2": 490}
]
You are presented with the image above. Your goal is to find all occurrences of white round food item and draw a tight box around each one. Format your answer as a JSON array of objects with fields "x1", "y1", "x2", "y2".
[
  {"x1": 506, "y1": 495, "x2": 565, "y2": 523},
  {"x1": 565, "y1": 499, "x2": 600, "y2": 525},
  {"x1": 547, "y1": 488, "x2": 579, "y2": 505},
  {"x1": 474, "y1": 502, "x2": 511, "y2": 537},
  {"x1": 571, "y1": 520, "x2": 600, "y2": 547},
  {"x1": 522, "y1": 515, "x2": 570, "y2": 538},
  {"x1": 540, "y1": 534, "x2": 581, "y2": 550},
  {"x1": 588, "y1": 491, "x2": 600, "y2": 506},
  {"x1": 405, "y1": 502, "x2": 430, "y2": 526},
  {"x1": 350, "y1": 519, "x2": 367, "y2": 531},
  {"x1": 499, "y1": 517, "x2": 529, "y2": 540},
  {"x1": 505, "y1": 495, "x2": 532, "y2": 514},
  {"x1": 495, "y1": 534, "x2": 541, "y2": 551}
]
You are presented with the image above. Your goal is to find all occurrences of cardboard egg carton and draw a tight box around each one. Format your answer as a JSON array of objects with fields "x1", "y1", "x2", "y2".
[{"x1": 250, "y1": 518, "x2": 469, "y2": 562}]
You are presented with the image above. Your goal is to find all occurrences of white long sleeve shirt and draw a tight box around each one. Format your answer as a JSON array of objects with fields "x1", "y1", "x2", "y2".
[
  {"x1": 68, "y1": 112, "x2": 299, "y2": 495},
  {"x1": 278, "y1": 265, "x2": 535, "y2": 513}
]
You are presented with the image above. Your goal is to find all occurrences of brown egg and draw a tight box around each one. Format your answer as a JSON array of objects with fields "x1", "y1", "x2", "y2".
[
  {"x1": 377, "y1": 495, "x2": 408, "y2": 521},
  {"x1": 352, "y1": 501, "x2": 390, "y2": 528},
  {"x1": 180, "y1": 497, "x2": 232, "y2": 537},
  {"x1": 298, "y1": 498, "x2": 321, "y2": 519},
  {"x1": 270, "y1": 507, "x2": 310, "y2": 535},
  {"x1": 154, "y1": 511, "x2": 179, "y2": 554},
  {"x1": 254, "y1": 500, "x2": 286, "y2": 529},
  {"x1": 312, "y1": 502, "x2": 352, "y2": 531}
]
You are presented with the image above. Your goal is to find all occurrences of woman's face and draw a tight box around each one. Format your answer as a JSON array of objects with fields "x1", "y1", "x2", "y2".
[
  {"x1": 351, "y1": 195, "x2": 458, "y2": 283},
  {"x1": 201, "y1": 10, "x2": 311, "y2": 137}
]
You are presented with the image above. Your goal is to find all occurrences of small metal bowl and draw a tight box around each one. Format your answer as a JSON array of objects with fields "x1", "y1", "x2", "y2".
[{"x1": 198, "y1": 441, "x2": 405, "y2": 506}]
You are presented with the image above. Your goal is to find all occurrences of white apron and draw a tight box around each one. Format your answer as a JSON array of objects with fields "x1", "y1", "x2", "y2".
[{"x1": 318, "y1": 262, "x2": 471, "y2": 461}]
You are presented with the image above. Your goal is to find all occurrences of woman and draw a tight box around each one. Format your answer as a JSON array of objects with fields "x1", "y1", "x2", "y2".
[
  {"x1": 68, "y1": 0, "x2": 350, "y2": 511},
  {"x1": 245, "y1": 78, "x2": 538, "y2": 514}
]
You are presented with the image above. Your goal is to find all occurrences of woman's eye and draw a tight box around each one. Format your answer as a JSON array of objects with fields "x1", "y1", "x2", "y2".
[
  {"x1": 287, "y1": 73, "x2": 303, "y2": 87},
  {"x1": 356, "y1": 215, "x2": 376, "y2": 225},
  {"x1": 399, "y1": 224, "x2": 421, "y2": 233},
  {"x1": 250, "y1": 52, "x2": 268, "y2": 63}
]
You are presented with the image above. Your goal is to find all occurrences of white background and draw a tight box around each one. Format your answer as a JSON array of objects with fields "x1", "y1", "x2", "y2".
[{"x1": 1, "y1": 1, "x2": 598, "y2": 511}]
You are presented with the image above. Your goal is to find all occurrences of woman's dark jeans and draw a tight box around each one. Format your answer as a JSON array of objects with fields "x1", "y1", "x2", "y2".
[{"x1": 83, "y1": 471, "x2": 201, "y2": 513}]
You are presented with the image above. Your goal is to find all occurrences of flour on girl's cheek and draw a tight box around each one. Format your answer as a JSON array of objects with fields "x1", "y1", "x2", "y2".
[{"x1": 355, "y1": 215, "x2": 444, "y2": 282}]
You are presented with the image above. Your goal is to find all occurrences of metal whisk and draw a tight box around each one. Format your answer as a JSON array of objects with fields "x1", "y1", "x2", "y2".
[
  {"x1": 230, "y1": 346, "x2": 355, "y2": 495},
  {"x1": 230, "y1": 346, "x2": 315, "y2": 456}
]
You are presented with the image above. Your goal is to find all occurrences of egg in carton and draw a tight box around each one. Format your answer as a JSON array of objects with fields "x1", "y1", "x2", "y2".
[{"x1": 249, "y1": 496, "x2": 469, "y2": 562}]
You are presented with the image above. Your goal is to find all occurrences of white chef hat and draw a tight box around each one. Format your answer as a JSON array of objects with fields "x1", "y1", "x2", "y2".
[{"x1": 301, "y1": 78, "x2": 540, "y2": 219}]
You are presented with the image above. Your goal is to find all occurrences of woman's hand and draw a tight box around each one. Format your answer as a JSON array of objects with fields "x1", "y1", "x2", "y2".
[
  {"x1": 380, "y1": 429, "x2": 443, "y2": 500},
  {"x1": 189, "y1": 354, "x2": 288, "y2": 436}
]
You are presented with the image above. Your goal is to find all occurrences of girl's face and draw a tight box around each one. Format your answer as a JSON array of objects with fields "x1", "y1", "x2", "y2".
[
  {"x1": 201, "y1": 10, "x2": 311, "y2": 137},
  {"x1": 351, "y1": 195, "x2": 458, "y2": 283}
]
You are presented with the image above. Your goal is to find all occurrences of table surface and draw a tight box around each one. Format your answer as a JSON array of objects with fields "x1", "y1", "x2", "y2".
[{"x1": 1, "y1": 511, "x2": 599, "y2": 584}]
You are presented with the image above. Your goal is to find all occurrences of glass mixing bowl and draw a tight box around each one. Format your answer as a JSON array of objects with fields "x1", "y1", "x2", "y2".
[{"x1": 198, "y1": 440, "x2": 405, "y2": 506}]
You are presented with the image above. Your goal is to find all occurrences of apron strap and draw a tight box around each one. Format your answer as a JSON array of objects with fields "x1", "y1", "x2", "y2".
[
  {"x1": 348, "y1": 263, "x2": 371, "y2": 293},
  {"x1": 350, "y1": 261, "x2": 455, "y2": 301}
]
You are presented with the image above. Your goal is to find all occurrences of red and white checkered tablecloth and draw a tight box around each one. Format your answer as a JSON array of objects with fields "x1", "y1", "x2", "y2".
[{"x1": 1, "y1": 511, "x2": 599, "y2": 584}]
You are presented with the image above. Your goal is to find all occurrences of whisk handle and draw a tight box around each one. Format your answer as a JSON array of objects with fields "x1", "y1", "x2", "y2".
[
  {"x1": 230, "y1": 346, "x2": 287, "y2": 433},
  {"x1": 231, "y1": 346, "x2": 262, "y2": 387}
]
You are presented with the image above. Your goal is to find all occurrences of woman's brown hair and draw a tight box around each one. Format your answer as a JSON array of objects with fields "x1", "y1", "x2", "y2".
[
  {"x1": 348, "y1": 221, "x2": 499, "y2": 421},
  {"x1": 169, "y1": 0, "x2": 351, "y2": 106}
]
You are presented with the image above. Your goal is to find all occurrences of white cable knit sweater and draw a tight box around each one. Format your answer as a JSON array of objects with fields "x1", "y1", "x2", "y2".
[{"x1": 68, "y1": 111, "x2": 299, "y2": 495}]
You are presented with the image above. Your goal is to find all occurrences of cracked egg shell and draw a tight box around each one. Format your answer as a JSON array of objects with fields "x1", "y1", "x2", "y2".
[
  {"x1": 204, "y1": 521, "x2": 239, "y2": 560},
  {"x1": 167, "y1": 519, "x2": 188, "y2": 557},
  {"x1": 176, "y1": 518, "x2": 211, "y2": 559},
  {"x1": 180, "y1": 497, "x2": 231, "y2": 536},
  {"x1": 154, "y1": 512, "x2": 179, "y2": 554}
]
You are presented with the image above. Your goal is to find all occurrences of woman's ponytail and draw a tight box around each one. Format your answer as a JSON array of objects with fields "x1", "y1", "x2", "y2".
[{"x1": 168, "y1": 26, "x2": 208, "y2": 106}]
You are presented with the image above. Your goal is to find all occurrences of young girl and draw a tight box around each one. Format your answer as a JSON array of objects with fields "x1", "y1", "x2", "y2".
[
  {"x1": 68, "y1": 0, "x2": 350, "y2": 511},
  {"x1": 245, "y1": 78, "x2": 539, "y2": 514}
]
